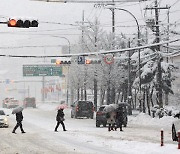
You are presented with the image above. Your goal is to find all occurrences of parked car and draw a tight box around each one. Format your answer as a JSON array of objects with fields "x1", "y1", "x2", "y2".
[
  {"x1": 172, "y1": 113, "x2": 180, "y2": 141},
  {"x1": 2, "y1": 98, "x2": 19, "y2": 108},
  {"x1": 23, "y1": 97, "x2": 36, "y2": 108},
  {"x1": 0, "y1": 109, "x2": 9, "y2": 128},
  {"x1": 71, "y1": 100, "x2": 94, "y2": 119},
  {"x1": 96, "y1": 105, "x2": 108, "y2": 127}
]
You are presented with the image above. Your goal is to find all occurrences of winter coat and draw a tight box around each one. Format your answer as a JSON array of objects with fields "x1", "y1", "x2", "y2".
[
  {"x1": 16, "y1": 111, "x2": 23, "y2": 122},
  {"x1": 116, "y1": 108, "x2": 124, "y2": 125},
  {"x1": 106, "y1": 111, "x2": 116, "y2": 124},
  {"x1": 56, "y1": 109, "x2": 65, "y2": 122}
]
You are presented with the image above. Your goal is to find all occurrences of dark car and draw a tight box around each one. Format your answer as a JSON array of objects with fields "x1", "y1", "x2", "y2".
[
  {"x1": 96, "y1": 103, "x2": 128, "y2": 128},
  {"x1": 172, "y1": 113, "x2": 180, "y2": 141},
  {"x1": 96, "y1": 105, "x2": 108, "y2": 127},
  {"x1": 71, "y1": 100, "x2": 94, "y2": 119},
  {"x1": 23, "y1": 97, "x2": 36, "y2": 108}
]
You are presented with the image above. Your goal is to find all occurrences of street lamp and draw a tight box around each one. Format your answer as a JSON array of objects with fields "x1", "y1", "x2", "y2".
[
  {"x1": 51, "y1": 35, "x2": 71, "y2": 54},
  {"x1": 107, "y1": 7, "x2": 142, "y2": 111}
]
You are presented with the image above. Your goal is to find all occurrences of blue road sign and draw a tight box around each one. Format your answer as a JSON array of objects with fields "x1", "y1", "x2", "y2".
[{"x1": 77, "y1": 56, "x2": 85, "y2": 64}]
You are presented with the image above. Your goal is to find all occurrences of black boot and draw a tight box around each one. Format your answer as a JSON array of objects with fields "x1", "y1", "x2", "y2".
[
  {"x1": 108, "y1": 124, "x2": 111, "y2": 131},
  {"x1": 61, "y1": 122, "x2": 66, "y2": 131}
]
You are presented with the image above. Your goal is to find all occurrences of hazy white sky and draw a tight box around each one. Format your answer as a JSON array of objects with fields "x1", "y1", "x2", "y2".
[
  {"x1": 0, "y1": 0, "x2": 179, "y2": 48},
  {"x1": 0, "y1": 0, "x2": 179, "y2": 75}
]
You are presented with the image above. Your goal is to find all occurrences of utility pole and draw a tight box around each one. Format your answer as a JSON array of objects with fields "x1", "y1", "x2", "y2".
[
  {"x1": 81, "y1": 10, "x2": 85, "y2": 101},
  {"x1": 106, "y1": 0, "x2": 115, "y2": 104},
  {"x1": 166, "y1": 8, "x2": 170, "y2": 63},
  {"x1": 94, "y1": 18, "x2": 98, "y2": 111},
  {"x1": 128, "y1": 39, "x2": 132, "y2": 115},
  {"x1": 145, "y1": 0, "x2": 170, "y2": 108}
]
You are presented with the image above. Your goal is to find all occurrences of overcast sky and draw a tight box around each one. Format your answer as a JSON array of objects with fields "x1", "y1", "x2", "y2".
[{"x1": 0, "y1": 0, "x2": 179, "y2": 76}]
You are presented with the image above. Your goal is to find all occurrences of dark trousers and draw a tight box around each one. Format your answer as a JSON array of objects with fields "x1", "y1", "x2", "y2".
[
  {"x1": 116, "y1": 121, "x2": 123, "y2": 131},
  {"x1": 108, "y1": 123, "x2": 115, "y2": 131},
  {"x1": 55, "y1": 121, "x2": 66, "y2": 131},
  {"x1": 13, "y1": 121, "x2": 24, "y2": 132}
]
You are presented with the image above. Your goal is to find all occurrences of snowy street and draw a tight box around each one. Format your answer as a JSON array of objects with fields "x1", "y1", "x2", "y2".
[{"x1": 0, "y1": 102, "x2": 179, "y2": 154}]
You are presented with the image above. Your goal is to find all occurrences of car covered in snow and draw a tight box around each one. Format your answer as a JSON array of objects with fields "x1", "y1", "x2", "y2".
[
  {"x1": 172, "y1": 113, "x2": 180, "y2": 141},
  {"x1": 0, "y1": 109, "x2": 9, "y2": 128},
  {"x1": 96, "y1": 105, "x2": 108, "y2": 127},
  {"x1": 2, "y1": 97, "x2": 19, "y2": 108}
]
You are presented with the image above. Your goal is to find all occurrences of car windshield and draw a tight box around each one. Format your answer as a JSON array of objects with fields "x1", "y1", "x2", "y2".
[{"x1": 0, "y1": 110, "x2": 5, "y2": 115}]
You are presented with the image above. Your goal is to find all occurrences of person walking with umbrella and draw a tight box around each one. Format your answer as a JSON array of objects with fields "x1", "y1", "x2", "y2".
[
  {"x1": 103, "y1": 104, "x2": 117, "y2": 131},
  {"x1": 54, "y1": 108, "x2": 67, "y2": 132},
  {"x1": 115, "y1": 107, "x2": 124, "y2": 131},
  {"x1": 12, "y1": 110, "x2": 26, "y2": 134}
]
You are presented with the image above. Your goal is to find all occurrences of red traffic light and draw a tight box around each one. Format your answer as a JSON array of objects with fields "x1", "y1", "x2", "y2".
[
  {"x1": 56, "y1": 59, "x2": 71, "y2": 65},
  {"x1": 56, "y1": 60, "x2": 61, "y2": 65},
  {"x1": 85, "y1": 59, "x2": 91, "y2": 64},
  {"x1": 7, "y1": 18, "x2": 38, "y2": 28},
  {"x1": 8, "y1": 19, "x2": 17, "y2": 27},
  {"x1": 85, "y1": 59, "x2": 101, "y2": 64}
]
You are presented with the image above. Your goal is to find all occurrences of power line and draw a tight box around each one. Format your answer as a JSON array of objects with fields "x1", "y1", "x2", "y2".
[
  {"x1": 0, "y1": 44, "x2": 63, "y2": 49},
  {"x1": 31, "y1": 0, "x2": 148, "y2": 3},
  {"x1": 0, "y1": 38, "x2": 179, "y2": 57},
  {"x1": 170, "y1": 0, "x2": 180, "y2": 8}
]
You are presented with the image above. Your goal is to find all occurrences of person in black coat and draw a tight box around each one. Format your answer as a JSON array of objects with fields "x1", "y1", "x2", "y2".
[
  {"x1": 115, "y1": 107, "x2": 124, "y2": 131},
  {"x1": 12, "y1": 111, "x2": 26, "y2": 134},
  {"x1": 54, "y1": 109, "x2": 67, "y2": 132}
]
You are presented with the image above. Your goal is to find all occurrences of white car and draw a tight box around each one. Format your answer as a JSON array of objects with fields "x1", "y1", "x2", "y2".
[
  {"x1": 172, "y1": 113, "x2": 180, "y2": 141},
  {"x1": 0, "y1": 109, "x2": 9, "y2": 128}
]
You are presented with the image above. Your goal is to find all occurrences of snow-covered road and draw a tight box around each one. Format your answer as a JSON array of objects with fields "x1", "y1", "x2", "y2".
[{"x1": 0, "y1": 103, "x2": 179, "y2": 154}]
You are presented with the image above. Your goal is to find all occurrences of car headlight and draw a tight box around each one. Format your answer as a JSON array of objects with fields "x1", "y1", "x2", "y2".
[{"x1": 3, "y1": 117, "x2": 8, "y2": 123}]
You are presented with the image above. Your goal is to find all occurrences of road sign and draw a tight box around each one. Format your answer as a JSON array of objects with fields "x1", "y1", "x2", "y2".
[
  {"x1": 23, "y1": 64, "x2": 62, "y2": 77},
  {"x1": 77, "y1": 56, "x2": 85, "y2": 64},
  {"x1": 104, "y1": 54, "x2": 114, "y2": 64},
  {"x1": 51, "y1": 59, "x2": 56, "y2": 63}
]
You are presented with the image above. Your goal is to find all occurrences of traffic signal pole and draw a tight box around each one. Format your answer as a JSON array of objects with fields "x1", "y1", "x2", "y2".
[{"x1": 145, "y1": 0, "x2": 170, "y2": 108}]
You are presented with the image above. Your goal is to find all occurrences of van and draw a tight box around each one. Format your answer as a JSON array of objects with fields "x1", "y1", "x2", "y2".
[
  {"x1": 71, "y1": 100, "x2": 94, "y2": 119},
  {"x1": 23, "y1": 97, "x2": 36, "y2": 108}
]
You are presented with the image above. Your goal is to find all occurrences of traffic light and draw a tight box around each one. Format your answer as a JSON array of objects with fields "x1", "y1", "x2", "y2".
[
  {"x1": 8, "y1": 18, "x2": 38, "y2": 28},
  {"x1": 85, "y1": 59, "x2": 101, "y2": 64},
  {"x1": 56, "y1": 59, "x2": 71, "y2": 65}
]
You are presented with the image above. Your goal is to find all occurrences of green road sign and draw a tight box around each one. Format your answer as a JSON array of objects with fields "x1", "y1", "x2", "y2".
[{"x1": 23, "y1": 64, "x2": 62, "y2": 77}]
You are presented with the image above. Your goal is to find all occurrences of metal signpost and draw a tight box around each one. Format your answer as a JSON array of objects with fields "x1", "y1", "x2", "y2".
[{"x1": 23, "y1": 64, "x2": 62, "y2": 77}]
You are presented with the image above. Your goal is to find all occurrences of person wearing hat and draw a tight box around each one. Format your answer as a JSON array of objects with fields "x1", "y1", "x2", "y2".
[{"x1": 54, "y1": 108, "x2": 67, "y2": 132}]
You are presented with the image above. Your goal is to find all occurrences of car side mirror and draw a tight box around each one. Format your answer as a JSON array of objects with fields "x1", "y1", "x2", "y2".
[{"x1": 174, "y1": 113, "x2": 180, "y2": 119}]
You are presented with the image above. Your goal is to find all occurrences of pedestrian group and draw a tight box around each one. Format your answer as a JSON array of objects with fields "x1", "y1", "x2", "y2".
[{"x1": 12, "y1": 108, "x2": 67, "y2": 134}]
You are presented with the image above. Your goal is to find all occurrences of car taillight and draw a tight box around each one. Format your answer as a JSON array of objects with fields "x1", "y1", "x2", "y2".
[
  {"x1": 76, "y1": 106, "x2": 79, "y2": 112},
  {"x1": 92, "y1": 107, "x2": 94, "y2": 112},
  {"x1": 96, "y1": 112, "x2": 102, "y2": 115}
]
